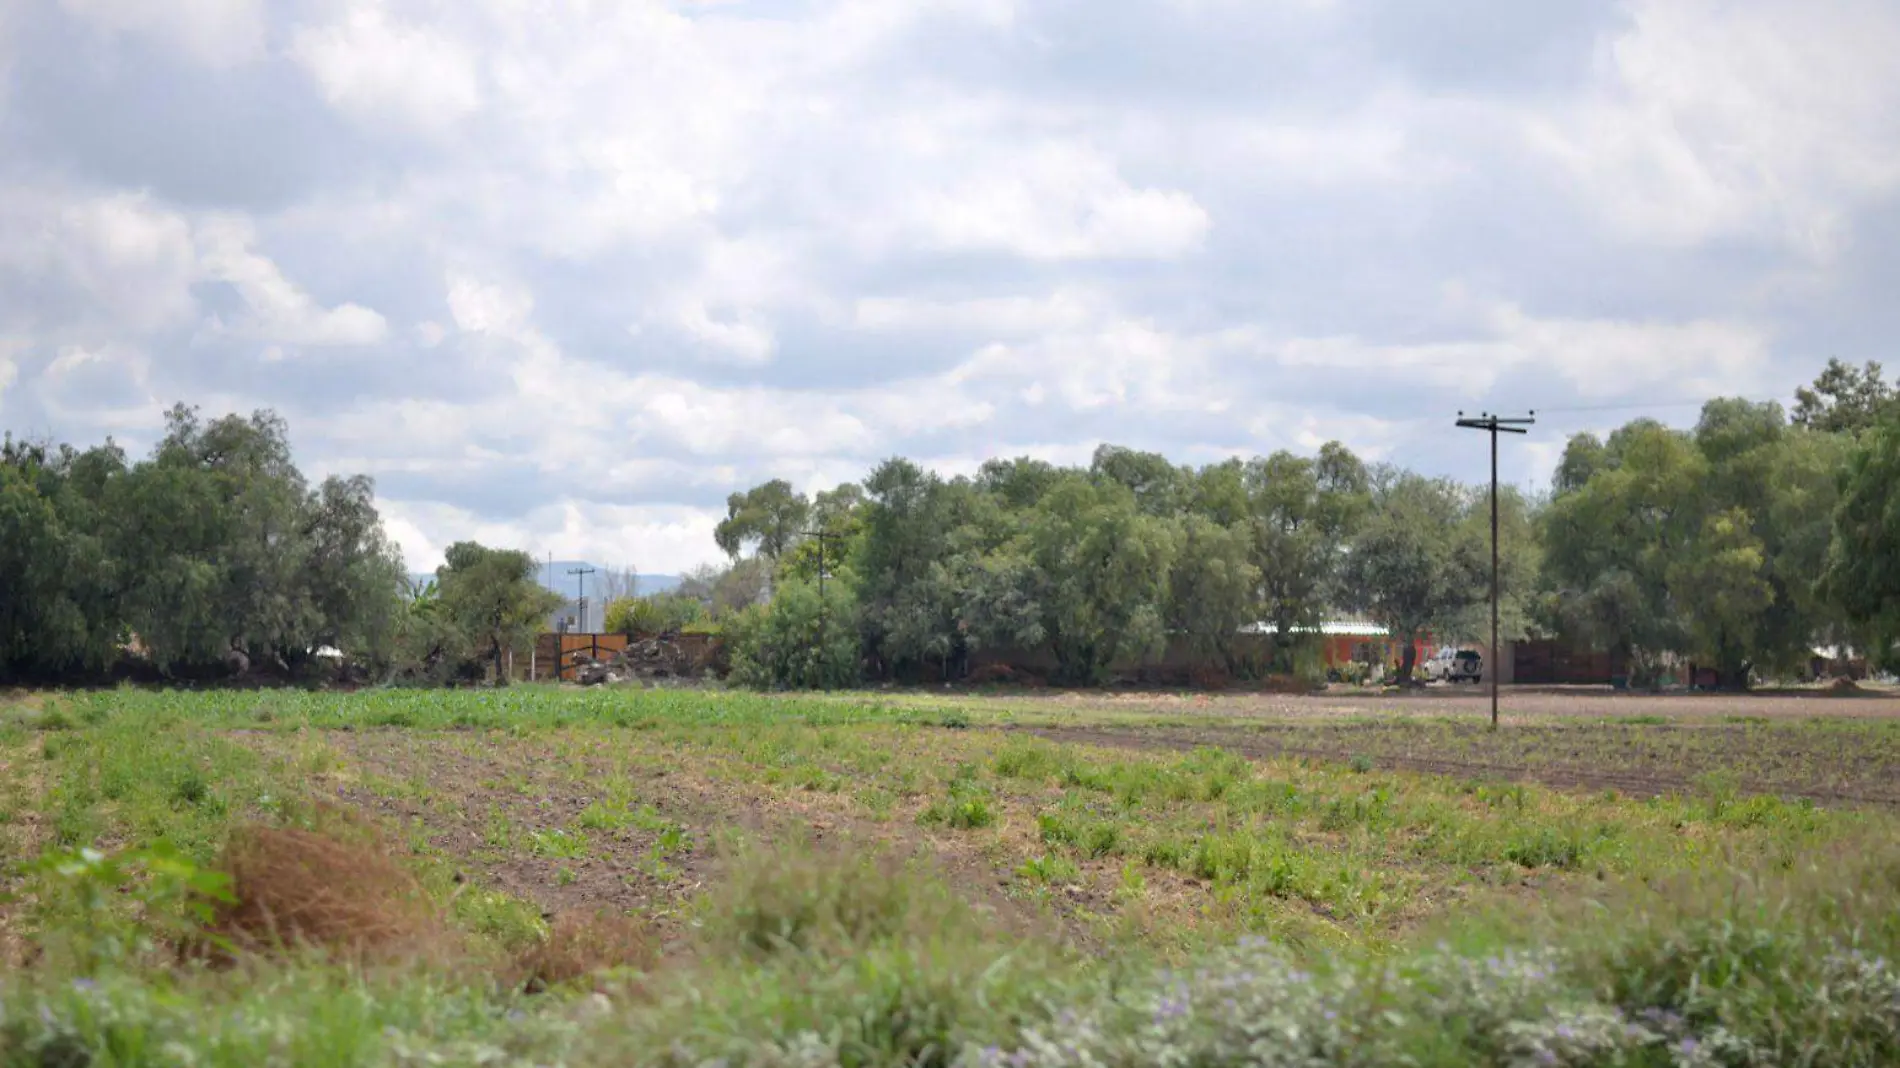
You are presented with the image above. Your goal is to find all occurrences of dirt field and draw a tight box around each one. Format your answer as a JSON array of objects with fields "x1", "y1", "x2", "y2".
[
  {"x1": 883, "y1": 686, "x2": 1900, "y2": 807},
  {"x1": 192, "y1": 683, "x2": 1899, "y2": 955},
  {"x1": 902, "y1": 683, "x2": 1900, "y2": 724},
  {"x1": 268, "y1": 727, "x2": 1070, "y2": 953},
  {"x1": 6, "y1": 686, "x2": 1900, "y2": 1065},
  {"x1": 10, "y1": 685, "x2": 1899, "y2": 960}
]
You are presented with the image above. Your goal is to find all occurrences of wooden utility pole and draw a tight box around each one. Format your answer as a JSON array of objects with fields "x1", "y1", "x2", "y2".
[
  {"x1": 1454, "y1": 412, "x2": 1534, "y2": 729},
  {"x1": 567, "y1": 565, "x2": 596, "y2": 633},
  {"x1": 801, "y1": 530, "x2": 843, "y2": 690}
]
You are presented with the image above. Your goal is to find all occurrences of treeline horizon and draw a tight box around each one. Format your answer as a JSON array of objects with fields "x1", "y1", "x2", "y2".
[
  {"x1": 0, "y1": 405, "x2": 565, "y2": 685},
  {"x1": 696, "y1": 358, "x2": 1900, "y2": 688},
  {"x1": 5, "y1": 359, "x2": 1898, "y2": 688}
]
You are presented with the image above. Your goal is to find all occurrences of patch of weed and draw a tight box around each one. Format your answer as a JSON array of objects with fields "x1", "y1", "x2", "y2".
[
  {"x1": 528, "y1": 828, "x2": 589, "y2": 859},
  {"x1": 1017, "y1": 854, "x2": 1079, "y2": 884}
]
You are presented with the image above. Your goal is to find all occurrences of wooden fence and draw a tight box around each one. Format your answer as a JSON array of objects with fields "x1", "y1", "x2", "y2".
[{"x1": 1511, "y1": 639, "x2": 1625, "y2": 685}]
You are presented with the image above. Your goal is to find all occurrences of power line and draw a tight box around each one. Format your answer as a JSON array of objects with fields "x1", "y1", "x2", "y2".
[{"x1": 1528, "y1": 395, "x2": 1781, "y2": 416}]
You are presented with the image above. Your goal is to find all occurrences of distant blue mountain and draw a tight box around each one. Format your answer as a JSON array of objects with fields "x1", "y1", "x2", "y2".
[{"x1": 407, "y1": 562, "x2": 682, "y2": 598}]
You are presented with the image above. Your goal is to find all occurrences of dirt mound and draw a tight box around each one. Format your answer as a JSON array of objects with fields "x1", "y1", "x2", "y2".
[
  {"x1": 571, "y1": 633, "x2": 711, "y2": 685},
  {"x1": 202, "y1": 823, "x2": 447, "y2": 964}
]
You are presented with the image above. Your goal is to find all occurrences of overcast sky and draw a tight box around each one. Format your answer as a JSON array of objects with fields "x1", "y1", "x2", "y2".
[{"x1": 2, "y1": 0, "x2": 1896, "y2": 574}]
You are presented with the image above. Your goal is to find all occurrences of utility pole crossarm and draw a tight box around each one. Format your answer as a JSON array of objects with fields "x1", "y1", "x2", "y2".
[{"x1": 1455, "y1": 415, "x2": 1533, "y2": 434}]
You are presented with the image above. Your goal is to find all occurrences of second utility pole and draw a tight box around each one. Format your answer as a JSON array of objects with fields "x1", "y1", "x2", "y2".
[
  {"x1": 801, "y1": 530, "x2": 843, "y2": 691},
  {"x1": 566, "y1": 565, "x2": 596, "y2": 632},
  {"x1": 1454, "y1": 411, "x2": 1534, "y2": 729}
]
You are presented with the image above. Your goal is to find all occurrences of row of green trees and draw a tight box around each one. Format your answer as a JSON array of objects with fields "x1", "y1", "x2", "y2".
[
  {"x1": 7, "y1": 359, "x2": 1896, "y2": 690},
  {"x1": 708, "y1": 447, "x2": 1521, "y2": 687},
  {"x1": 1, "y1": 407, "x2": 403, "y2": 679},
  {"x1": 1, "y1": 405, "x2": 560, "y2": 684},
  {"x1": 706, "y1": 360, "x2": 1900, "y2": 689}
]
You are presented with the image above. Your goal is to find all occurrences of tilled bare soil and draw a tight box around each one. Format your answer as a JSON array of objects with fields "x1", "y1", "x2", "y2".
[
  {"x1": 260, "y1": 730, "x2": 1066, "y2": 953},
  {"x1": 970, "y1": 685, "x2": 1900, "y2": 723},
  {"x1": 1017, "y1": 719, "x2": 1900, "y2": 807}
]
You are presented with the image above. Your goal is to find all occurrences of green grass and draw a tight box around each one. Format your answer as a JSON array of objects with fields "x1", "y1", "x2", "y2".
[
  {"x1": 18, "y1": 685, "x2": 934, "y2": 734},
  {"x1": 7, "y1": 832, "x2": 1900, "y2": 1067},
  {"x1": 1017, "y1": 854, "x2": 1080, "y2": 884},
  {"x1": 527, "y1": 827, "x2": 590, "y2": 859},
  {"x1": 665, "y1": 721, "x2": 1871, "y2": 947},
  {"x1": 574, "y1": 798, "x2": 670, "y2": 835}
]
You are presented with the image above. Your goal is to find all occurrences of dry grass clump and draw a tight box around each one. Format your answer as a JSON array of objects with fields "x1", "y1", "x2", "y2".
[
  {"x1": 199, "y1": 823, "x2": 449, "y2": 965},
  {"x1": 512, "y1": 910, "x2": 658, "y2": 992}
]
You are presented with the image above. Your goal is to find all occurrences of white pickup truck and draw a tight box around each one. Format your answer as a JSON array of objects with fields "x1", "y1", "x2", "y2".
[{"x1": 1421, "y1": 648, "x2": 1483, "y2": 683}]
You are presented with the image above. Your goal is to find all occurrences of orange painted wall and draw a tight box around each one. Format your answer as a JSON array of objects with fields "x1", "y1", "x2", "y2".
[{"x1": 1319, "y1": 633, "x2": 1433, "y2": 668}]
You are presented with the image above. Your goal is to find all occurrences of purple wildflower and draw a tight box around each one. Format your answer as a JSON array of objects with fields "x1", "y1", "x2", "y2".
[{"x1": 1153, "y1": 995, "x2": 1191, "y2": 1025}]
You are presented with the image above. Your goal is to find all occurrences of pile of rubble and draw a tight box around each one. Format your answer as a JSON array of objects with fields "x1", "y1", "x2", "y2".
[{"x1": 569, "y1": 633, "x2": 701, "y2": 686}]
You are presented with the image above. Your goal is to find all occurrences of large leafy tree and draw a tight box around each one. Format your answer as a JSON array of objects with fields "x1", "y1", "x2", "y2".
[
  {"x1": 1024, "y1": 476, "x2": 1174, "y2": 684},
  {"x1": 301, "y1": 474, "x2": 406, "y2": 665},
  {"x1": 1244, "y1": 443, "x2": 1369, "y2": 640},
  {"x1": 159, "y1": 407, "x2": 314, "y2": 667},
  {"x1": 855, "y1": 459, "x2": 967, "y2": 678},
  {"x1": 0, "y1": 439, "x2": 126, "y2": 679},
  {"x1": 1552, "y1": 433, "x2": 1609, "y2": 495},
  {"x1": 1165, "y1": 514, "x2": 1259, "y2": 675},
  {"x1": 1440, "y1": 484, "x2": 1541, "y2": 647},
  {"x1": 434, "y1": 542, "x2": 563, "y2": 683},
  {"x1": 1187, "y1": 458, "x2": 1250, "y2": 527},
  {"x1": 109, "y1": 410, "x2": 269, "y2": 669},
  {"x1": 954, "y1": 543, "x2": 1047, "y2": 655},
  {"x1": 1667, "y1": 508, "x2": 1775, "y2": 685},
  {"x1": 1694, "y1": 400, "x2": 1845, "y2": 677},
  {"x1": 678, "y1": 558, "x2": 773, "y2": 617},
  {"x1": 1824, "y1": 412, "x2": 1900, "y2": 669},
  {"x1": 1793, "y1": 358, "x2": 1895, "y2": 434},
  {"x1": 1542, "y1": 400, "x2": 1847, "y2": 687},
  {"x1": 3, "y1": 406, "x2": 407, "y2": 680},
  {"x1": 714, "y1": 479, "x2": 811, "y2": 560},
  {"x1": 777, "y1": 482, "x2": 866, "y2": 588},
  {"x1": 1340, "y1": 473, "x2": 1484, "y2": 681},
  {"x1": 112, "y1": 407, "x2": 405, "y2": 674},
  {"x1": 724, "y1": 578, "x2": 861, "y2": 690},
  {"x1": 1541, "y1": 420, "x2": 1705, "y2": 684},
  {"x1": 1091, "y1": 445, "x2": 1189, "y2": 517},
  {"x1": 976, "y1": 456, "x2": 1060, "y2": 511}
]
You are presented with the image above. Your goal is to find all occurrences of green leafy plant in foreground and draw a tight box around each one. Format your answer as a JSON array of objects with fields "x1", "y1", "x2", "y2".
[{"x1": 19, "y1": 841, "x2": 236, "y2": 973}]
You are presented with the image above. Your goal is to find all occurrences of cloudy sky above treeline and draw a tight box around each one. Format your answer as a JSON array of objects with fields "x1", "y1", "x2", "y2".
[{"x1": 2, "y1": 0, "x2": 1896, "y2": 574}]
